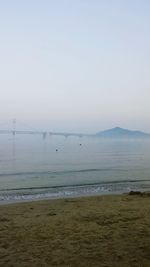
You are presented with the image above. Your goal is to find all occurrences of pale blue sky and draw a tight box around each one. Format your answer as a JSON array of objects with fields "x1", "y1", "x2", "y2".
[{"x1": 0, "y1": 0, "x2": 150, "y2": 133}]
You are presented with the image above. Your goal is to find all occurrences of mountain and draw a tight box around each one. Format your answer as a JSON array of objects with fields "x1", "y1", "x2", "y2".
[{"x1": 96, "y1": 127, "x2": 150, "y2": 138}]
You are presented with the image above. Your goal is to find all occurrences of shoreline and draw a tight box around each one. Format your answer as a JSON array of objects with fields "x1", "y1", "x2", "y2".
[
  {"x1": 0, "y1": 189, "x2": 149, "y2": 207},
  {"x1": 0, "y1": 189, "x2": 124, "y2": 206},
  {"x1": 1, "y1": 180, "x2": 150, "y2": 205}
]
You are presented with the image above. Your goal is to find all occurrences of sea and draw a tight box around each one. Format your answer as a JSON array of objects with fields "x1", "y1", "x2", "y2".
[{"x1": 0, "y1": 134, "x2": 150, "y2": 203}]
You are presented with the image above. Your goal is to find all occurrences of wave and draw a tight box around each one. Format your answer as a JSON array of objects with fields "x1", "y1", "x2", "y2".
[
  {"x1": 0, "y1": 180, "x2": 150, "y2": 203},
  {"x1": 0, "y1": 168, "x2": 128, "y2": 177},
  {"x1": 0, "y1": 179, "x2": 150, "y2": 192}
]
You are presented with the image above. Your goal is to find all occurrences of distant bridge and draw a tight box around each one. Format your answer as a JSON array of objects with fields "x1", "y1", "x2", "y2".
[
  {"x1": 0, "y1": 120, "x2": 92, "y2": 139},
  {"x1": 0, "y1": 130, "x2": 92, "y2": 138}
]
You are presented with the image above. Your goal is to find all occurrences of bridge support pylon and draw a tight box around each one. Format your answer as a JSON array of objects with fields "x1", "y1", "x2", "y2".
[{"x1": 12, "y1": 119, "x2": 16, "y2": 136}]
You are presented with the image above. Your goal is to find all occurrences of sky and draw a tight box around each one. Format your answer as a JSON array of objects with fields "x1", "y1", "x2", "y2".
[{"x1": 0, "y1": 0, "x2": 150, "y2": 133}]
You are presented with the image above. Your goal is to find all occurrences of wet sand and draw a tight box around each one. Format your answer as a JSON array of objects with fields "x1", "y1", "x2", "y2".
[{"x1": 0, "y1": 193, "x2": 150, "y2": 267}]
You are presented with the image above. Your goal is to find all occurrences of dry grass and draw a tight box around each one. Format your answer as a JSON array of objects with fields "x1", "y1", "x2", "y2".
[{"x1": 0, "y1": 193, "x2": 150, "y2": 267}]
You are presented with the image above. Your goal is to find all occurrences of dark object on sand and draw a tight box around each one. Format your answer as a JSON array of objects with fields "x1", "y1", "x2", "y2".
[
  {"x1": 56, "y1": 149, "x2": 58, "y2": 152},
  {"x1": 129, "y1": 191, "x2": 150, "y2": 197},
  {"x1": 129, "y1": 191, "x2": 143, "y2": 196}
]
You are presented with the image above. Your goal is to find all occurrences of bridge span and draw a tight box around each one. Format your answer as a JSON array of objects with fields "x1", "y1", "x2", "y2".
[
  {"x1": 0, "y1": 130, "x2": 92, "y2": 139},
  {"x1": 0, "y1": 120, "x2": 94, "y2": 138}
]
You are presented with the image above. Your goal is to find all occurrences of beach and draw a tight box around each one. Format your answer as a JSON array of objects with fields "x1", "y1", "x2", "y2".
[{"x1": 0, "y1": 193, "x2": 150, "y2": 267}]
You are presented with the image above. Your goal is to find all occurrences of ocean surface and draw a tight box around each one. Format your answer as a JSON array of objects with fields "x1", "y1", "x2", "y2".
[{"x1": 0, "y1": 134, "x2": 150, "y2": 202}]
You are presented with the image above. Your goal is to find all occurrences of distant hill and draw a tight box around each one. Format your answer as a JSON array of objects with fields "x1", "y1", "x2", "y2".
[{"x1": 96, "y1": 127, "x2": 150, "y2": 139}]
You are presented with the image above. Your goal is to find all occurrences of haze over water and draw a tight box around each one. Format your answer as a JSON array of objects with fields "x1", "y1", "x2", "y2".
[
  {"x1": 0, "y1": 1, "x2": 150, "y2": 202},
  {"x1": 0, "y1": 135, "x2": 150, "y2": 202}
]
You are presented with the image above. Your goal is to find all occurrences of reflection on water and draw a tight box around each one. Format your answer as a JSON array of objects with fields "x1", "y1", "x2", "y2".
[
  {"x1": 0, "y1": 134, "x2": 150, "y2": 201},
  {"x1": 12, "y1": 136, "x2": 16, "y2": 161}
]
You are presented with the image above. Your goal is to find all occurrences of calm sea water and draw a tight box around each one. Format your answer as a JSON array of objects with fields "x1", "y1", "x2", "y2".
[{"x1": 0, "y1": 134, "x2": 150, "y2": 202}]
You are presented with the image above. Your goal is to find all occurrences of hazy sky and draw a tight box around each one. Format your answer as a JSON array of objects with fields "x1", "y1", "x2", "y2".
[{"x1": 0, "y1": 0, "x2": 150, "y2": 133}]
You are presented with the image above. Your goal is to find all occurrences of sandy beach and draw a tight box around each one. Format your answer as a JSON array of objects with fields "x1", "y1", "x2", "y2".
[{"x1": 0, "y1": 193, "x2": 150, "y2": 267}]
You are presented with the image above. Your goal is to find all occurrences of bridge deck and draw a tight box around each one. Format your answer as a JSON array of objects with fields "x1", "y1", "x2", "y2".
[{"x1": 0, "y1": 130, "x2": 92, "y2": 137}]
